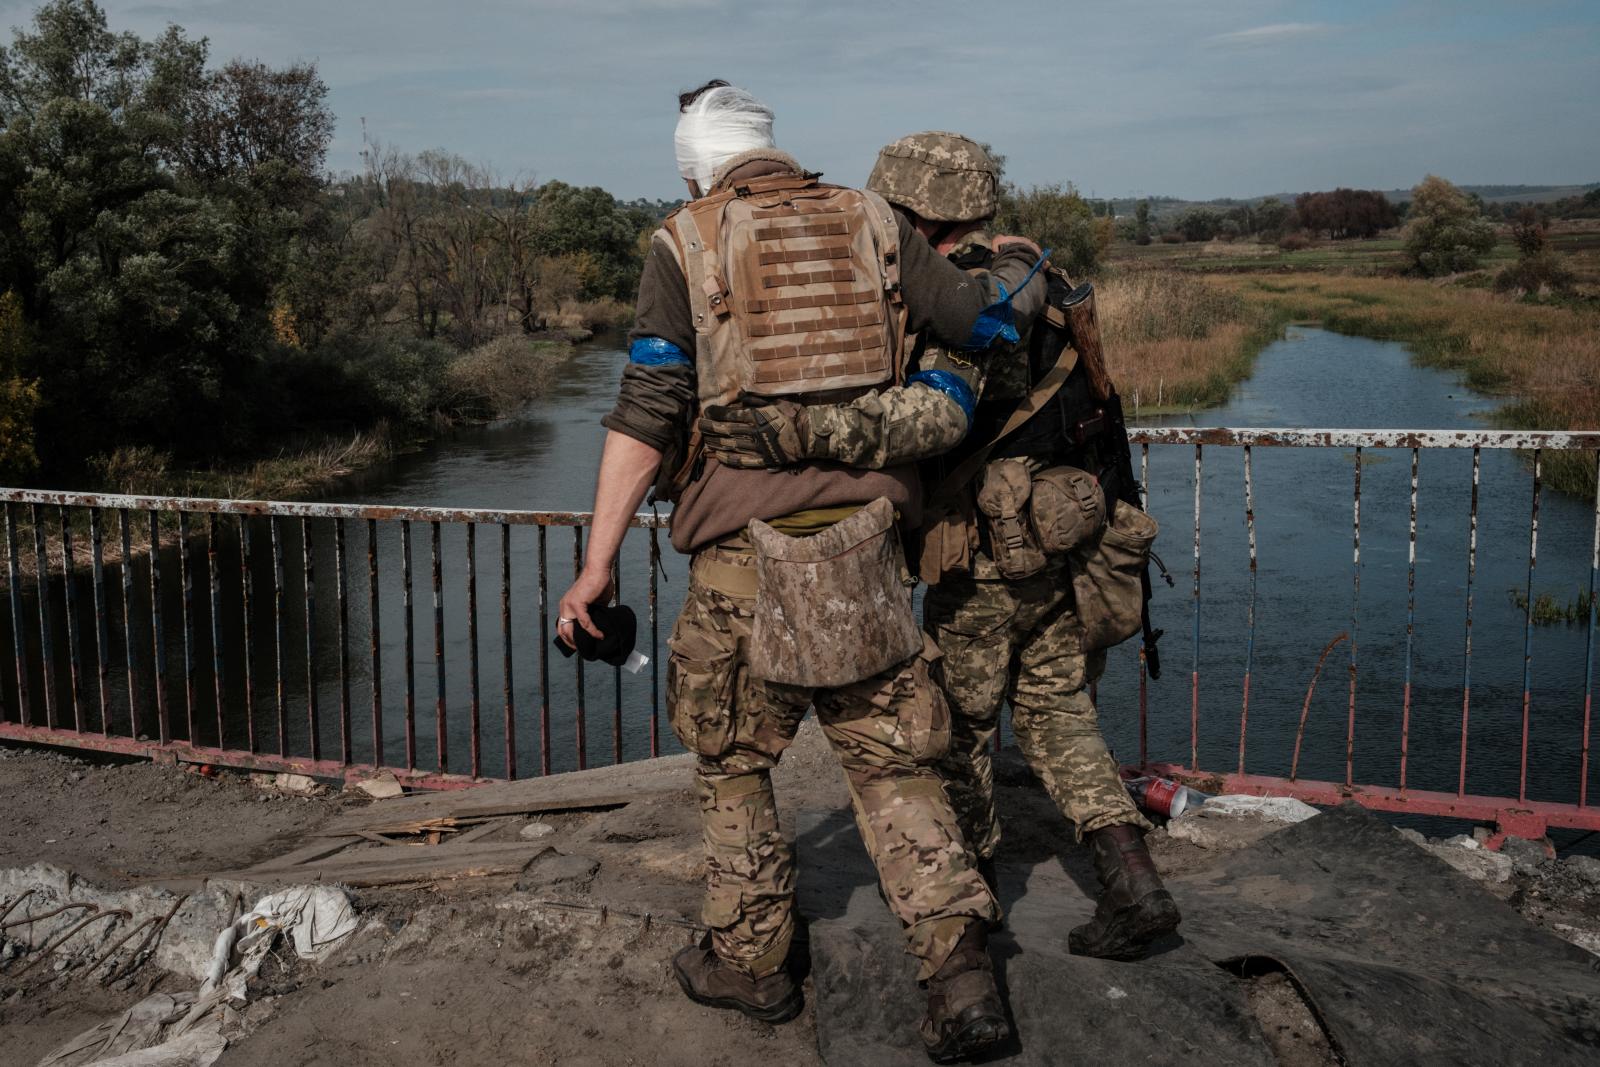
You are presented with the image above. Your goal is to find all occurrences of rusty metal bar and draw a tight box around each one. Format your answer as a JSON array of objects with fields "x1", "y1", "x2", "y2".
[
  {"x1": 1239, "y1": 445, "x2": 1256, "y2": 776},
  {"x1": 207, "y1": 515, "x2": 225, "y2": 749},
  {"x1": 501, "y1": 523, "x2": 515, "y2": 780},
  {"x1": 1347, "y1": 446, "x2": 1362, "y2": 791},
  {"x1": 91, "y1": 509, "x2": 110, "y2": 735},
  {"x1": 1459, "y1": 447, "x2": 1480, "y2": 797},
  {"x1": 649, "y1": 525, "x2": 660, "y2": 759},
  {"x1": 1401, "y1": 447, "x2": 1414, "y2": 790},
  {"x1": 7, "y1": 504, "x2": 29, "y2": 726},
  {"x1": 538, "y1": 525, "x2": 551, "y2": 776},
  {"x1": 369, "y1": 518, "x2": 383, "y2": 769},
  {"x1": 177, "y1": 511, "x2": 194, "y2": 742},
  {"x1": 148, "y1": 510, "x2": 166, "y2": 744},
  {"x1": 1190, "y1": 444, "x2": 1201, "y2": 771},
  {"x1": 33, "y1": 505, "x2": 55, "y2": 729},
  {"x1": 0, "y1": 489, "x2": 675, "y2": 527},
  {"x1": 1126, "y1": 428, "x2": 1600, "y2": 450},
  {"x1": 1138, "y1": 442, "x2": 1149, "y2": 767},
  {"x1": 119, "y1": 511, "x2": 136, "y2": 740},
  {"x1": 573, "y1": 526, "x2": 587, "y2": 771},
  {"x1": 237, "y1": 516, "x2": 255, "y2": 754},
  {"x1": 335, "y1": 518, "x2": 350, "y2": 764},
  {"x1": 402, "y1": 520, "x2": 416, "y2": 771},
  {"x1": 1520, "y1": 450, "x2": 1541, "y2": 803},
  {"x1": 59, "y1": 508, "x2": 83, "y2": 731},
  {"x1": 612, "y1": 554, "x2": 622, "y2": 765},
  {"x1": 302, "y1": 518, "x2": 319, "y2": 763},
  {"x1": 431, "y1": 521, "x2": 446, "y2": 773},
  {"x1": 467, "y1": 522, "x2": 481, "y2": 779},
  {"x1": 1583, "y1": 457, "x2": 1599, "y2": 808},
  {"x1": 270, "y1": 517, "x2": 287, "y2": 757}
]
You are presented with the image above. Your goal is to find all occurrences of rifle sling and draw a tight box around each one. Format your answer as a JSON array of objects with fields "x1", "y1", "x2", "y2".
[{"x1": 930, "y1": 344, "x2": 1080, "y2": 506}]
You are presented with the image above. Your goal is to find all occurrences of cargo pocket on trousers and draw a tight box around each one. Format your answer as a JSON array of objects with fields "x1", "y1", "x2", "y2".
[
  {"x1": 667, "y1": 639, "x2": 738, "y2": 759},
  {"x1": 897, "y1": 636, "x2": 953, "y2": 765}
]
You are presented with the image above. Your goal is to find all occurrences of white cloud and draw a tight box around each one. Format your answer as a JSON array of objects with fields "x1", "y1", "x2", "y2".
[{"x1": 1207, "y1": 22, "x2": 1334, "y2": 46}]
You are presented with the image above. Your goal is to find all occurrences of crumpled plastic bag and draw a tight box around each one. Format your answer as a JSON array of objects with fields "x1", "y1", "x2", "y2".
[{"x1": 37, "y1": 886, "x2": 357, "y2": 1067}]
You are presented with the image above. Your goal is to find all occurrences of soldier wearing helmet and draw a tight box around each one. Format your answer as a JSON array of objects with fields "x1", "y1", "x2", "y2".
[{"x1": 707, "y1": 131, "x2": 1183, "y2": 966}]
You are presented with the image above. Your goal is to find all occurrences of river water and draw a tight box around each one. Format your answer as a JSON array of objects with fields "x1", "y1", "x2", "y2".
[{"x1": 3, "y1": 328, "x2": 1596, "y2": 808}]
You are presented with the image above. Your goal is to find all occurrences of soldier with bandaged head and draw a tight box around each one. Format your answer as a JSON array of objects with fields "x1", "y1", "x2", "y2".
[{"x1": 556, "y1": 83, "x2": 1050, "y2": 1061}]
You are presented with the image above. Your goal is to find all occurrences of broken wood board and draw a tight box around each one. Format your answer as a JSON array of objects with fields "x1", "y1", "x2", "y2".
[
  {"x1": 318, "y1": 754, "x2": 695, "y2": 838},
  {"x1": 216, "y1": 841, "x2": 551, "y2": 888}
]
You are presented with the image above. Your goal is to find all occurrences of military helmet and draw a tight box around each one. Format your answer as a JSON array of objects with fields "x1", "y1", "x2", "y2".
[{"x1": 866, "y1": 131, "x2": 999, "y2": 223}]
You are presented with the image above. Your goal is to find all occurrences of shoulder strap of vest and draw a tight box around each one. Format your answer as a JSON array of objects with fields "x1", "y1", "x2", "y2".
[
  {"x1": 857, "y1": 189, "x2": 908, "y2": 383},
  {"x1": 928, "y1": 330, "x2": 1080, "y2": 507}
]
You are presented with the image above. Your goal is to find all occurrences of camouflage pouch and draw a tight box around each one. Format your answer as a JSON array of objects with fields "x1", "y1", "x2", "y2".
[
  {"x1": 1030, "y1": 466, "x2": 1105, "y2": 554},
  {"x1": 975, "y1": 459, "x2": 1048, "y2": 581},
  {"x1": 747, "y1": 497, "x2": 922, "y2": 688},
  {"x1": 915, "y1": 491, "x2": 979, "y2": 585},
  {"x1": 1070, "y1": 499, "x2": 1158, "y2": 652}
]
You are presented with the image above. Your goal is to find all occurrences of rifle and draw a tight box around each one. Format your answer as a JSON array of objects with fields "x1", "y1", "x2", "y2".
[{"x1": 1060, "y1": 282, "x2": 1168, "y2": 680}]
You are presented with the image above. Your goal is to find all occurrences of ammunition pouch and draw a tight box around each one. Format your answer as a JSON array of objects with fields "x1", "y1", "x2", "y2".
[
  {"x1": 915, "y1": 492, "x2": 979, "y2": 586},
  {"x1": 747, "y1": 497, "x2": 921, "y2": 687},
  {"x1": 1030, "y1": 465, "x2": 1106, "y2": 554},
  {"x1": 975, "y1": 459, "x2": 1048, "y2": 580}
]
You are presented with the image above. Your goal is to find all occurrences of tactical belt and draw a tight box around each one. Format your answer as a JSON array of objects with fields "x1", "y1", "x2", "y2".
[{"x1": 692, "y1": 549, "x2": 759, "y2": 600}]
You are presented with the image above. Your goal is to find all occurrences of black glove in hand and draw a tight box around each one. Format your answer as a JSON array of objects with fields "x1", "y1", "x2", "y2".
[{"x1": 699, "y1": 395, "x2": 810, "y2": 469}]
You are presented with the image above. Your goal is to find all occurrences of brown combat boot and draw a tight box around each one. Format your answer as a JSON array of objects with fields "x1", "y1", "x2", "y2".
[
  {"x1": 1068, "y1": 824, "x2": 1181, "y2": 960},
  {"x1": 920, "y1": 920, "x2": 1010, "y2": 1063},
  {"x1": 671, "y1": 934, "x2": 803, "y2": 1024}
]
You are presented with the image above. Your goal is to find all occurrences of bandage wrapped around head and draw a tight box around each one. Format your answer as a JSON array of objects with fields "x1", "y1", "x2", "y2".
[{"x1": 674, "y1": 85, "x2": 776, "y2": 192}]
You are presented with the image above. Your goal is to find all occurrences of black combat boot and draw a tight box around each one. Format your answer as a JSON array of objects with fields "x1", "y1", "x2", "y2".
[
  {"x1": 1068, "y1": 824, "x2": 1181, "y2": 960},
  {"x1": 920, "y1": 920, "x2": 1011, "y2": 1063},
  {"x1": 672, "y1": 934, "x2": 804, "y2": 1024}
]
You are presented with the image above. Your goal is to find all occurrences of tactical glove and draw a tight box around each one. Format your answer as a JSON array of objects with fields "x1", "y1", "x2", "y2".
[{"x1": 699, "y1": 396, "x2": 811, "y2": 469}]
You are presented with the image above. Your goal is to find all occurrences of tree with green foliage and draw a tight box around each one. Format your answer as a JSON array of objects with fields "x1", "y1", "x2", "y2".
[
  {"x1": 1175, "y1": 207, "x2": 1222, "y2": 242},
  {"x1": 995, "y1": 183, "x2": 1103, "y2": 277},
  {"x1": 1134, "y1": 199, "x2": 1152, "y2": 245},
  {"x1": 1403, "y1": 175, "x2": 1496, "y2": 277},
  {"x1": 0, "y1": 0, "x2": 333, "y2": 470}
]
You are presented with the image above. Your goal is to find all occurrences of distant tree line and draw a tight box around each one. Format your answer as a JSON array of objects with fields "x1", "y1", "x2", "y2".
[{"x1": 0, "y1": 0, "x2": 665, "y2": 484}]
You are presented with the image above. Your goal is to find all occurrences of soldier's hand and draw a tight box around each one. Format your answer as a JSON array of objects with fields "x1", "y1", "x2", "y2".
[
  {"x1": 699, "y1": 395, "x2": 810, "y2": 469},
  {"x1": 991, "y1": 235, "x2": 1042, "y2": 259}
]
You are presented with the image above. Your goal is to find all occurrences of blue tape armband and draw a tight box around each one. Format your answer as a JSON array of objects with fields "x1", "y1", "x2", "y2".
[
  {"x1": 959, "y1": 248, "x2": 1052, "y2": 351},
  {"x1": 629, "y1": 337, "x2": 692, "y2": 367},
  {"x1": 907, "y1": 369, "x2": 977, "y2": 428}
]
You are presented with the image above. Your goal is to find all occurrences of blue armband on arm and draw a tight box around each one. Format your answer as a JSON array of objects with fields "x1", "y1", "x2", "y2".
[
  {"x1": 959, "y1": 249, "x2": 1051, "y2": 351},
  {"x1": 907, "y1": 369, "x2": 977, "y2": 428},
  {"x1": 629, "y1": 337, "x2": 692, "y2": 367}
]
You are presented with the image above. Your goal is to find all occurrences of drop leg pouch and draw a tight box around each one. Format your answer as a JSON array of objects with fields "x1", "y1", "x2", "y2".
[
  {"x1": 747, "y1": 497, "x2": 922, "y2": 688},
  {"x1": 1070, "y1": 499, "x2": 1158, "y2": 653}
]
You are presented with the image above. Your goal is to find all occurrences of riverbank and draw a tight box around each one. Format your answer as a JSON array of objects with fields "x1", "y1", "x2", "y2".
[
  {"x1": 1099, "y1": 238, "x2": 1600, "y2": 495},
  {"x1": 0, "y1": 335, "x2": 588, "y2": 582}
]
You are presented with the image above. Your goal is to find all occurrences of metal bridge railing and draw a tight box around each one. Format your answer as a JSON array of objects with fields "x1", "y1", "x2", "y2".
[
  {"x1": 1124, "y1": 427, "x2": 1600, "y2": 842},
  {"x1": 0, "y1": 427, "x2": 1597, "y2": 840},
  {"x1": 0, "y1": 492, "x2": 668, "y2": 788}
]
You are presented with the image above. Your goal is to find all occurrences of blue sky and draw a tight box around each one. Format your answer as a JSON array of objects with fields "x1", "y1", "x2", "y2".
[{"x1": 6, "y1": 0, "x2": 1597, "y2": 200}]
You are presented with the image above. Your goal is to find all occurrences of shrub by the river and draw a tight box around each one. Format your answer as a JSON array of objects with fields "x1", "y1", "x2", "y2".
[
  {"x1": 1099, "y1": 272, "x2": 1278, "y2": 411},
  {"x1": 442, "y1": 335, "x2": 568, "y2": 420}
]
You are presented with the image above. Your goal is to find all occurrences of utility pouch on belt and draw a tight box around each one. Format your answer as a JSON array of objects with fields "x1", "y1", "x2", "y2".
[
  {"x1": 1030, "y1": 466, "x2": 1105, "y2": 554},
  {"x1": 975, "y1": 459, "x2": 1048, "y2": 580},
  {"x1": 1070, "y1": 499, "x2": 1158, "y2": 652},
  {"x1": 747, "y1": 497, "x2": 921, "y2": 688}
]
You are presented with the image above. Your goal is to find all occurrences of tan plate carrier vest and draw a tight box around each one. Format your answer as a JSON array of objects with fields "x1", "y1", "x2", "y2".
[{"x1": 657, "y1": 172, "x2": 908, "y2": 410}]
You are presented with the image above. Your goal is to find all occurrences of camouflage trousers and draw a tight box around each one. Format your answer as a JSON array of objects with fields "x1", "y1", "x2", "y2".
[
  {"x1": 924, "y1": 557, "x2": 1150, "y2": 861},
  {"x1": 667, "y1": 542, "x2": 997, "y2": 981}
]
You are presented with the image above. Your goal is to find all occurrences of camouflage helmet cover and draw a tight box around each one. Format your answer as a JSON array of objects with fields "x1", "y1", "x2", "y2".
[{"x1": 866, "y1": 131, "x2": 999, "y2": 223}]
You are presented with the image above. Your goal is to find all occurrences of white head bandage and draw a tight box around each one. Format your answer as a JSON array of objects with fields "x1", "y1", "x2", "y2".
[{"x1": 674, "y1": 85, "x2": 776, "y2": 191}]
